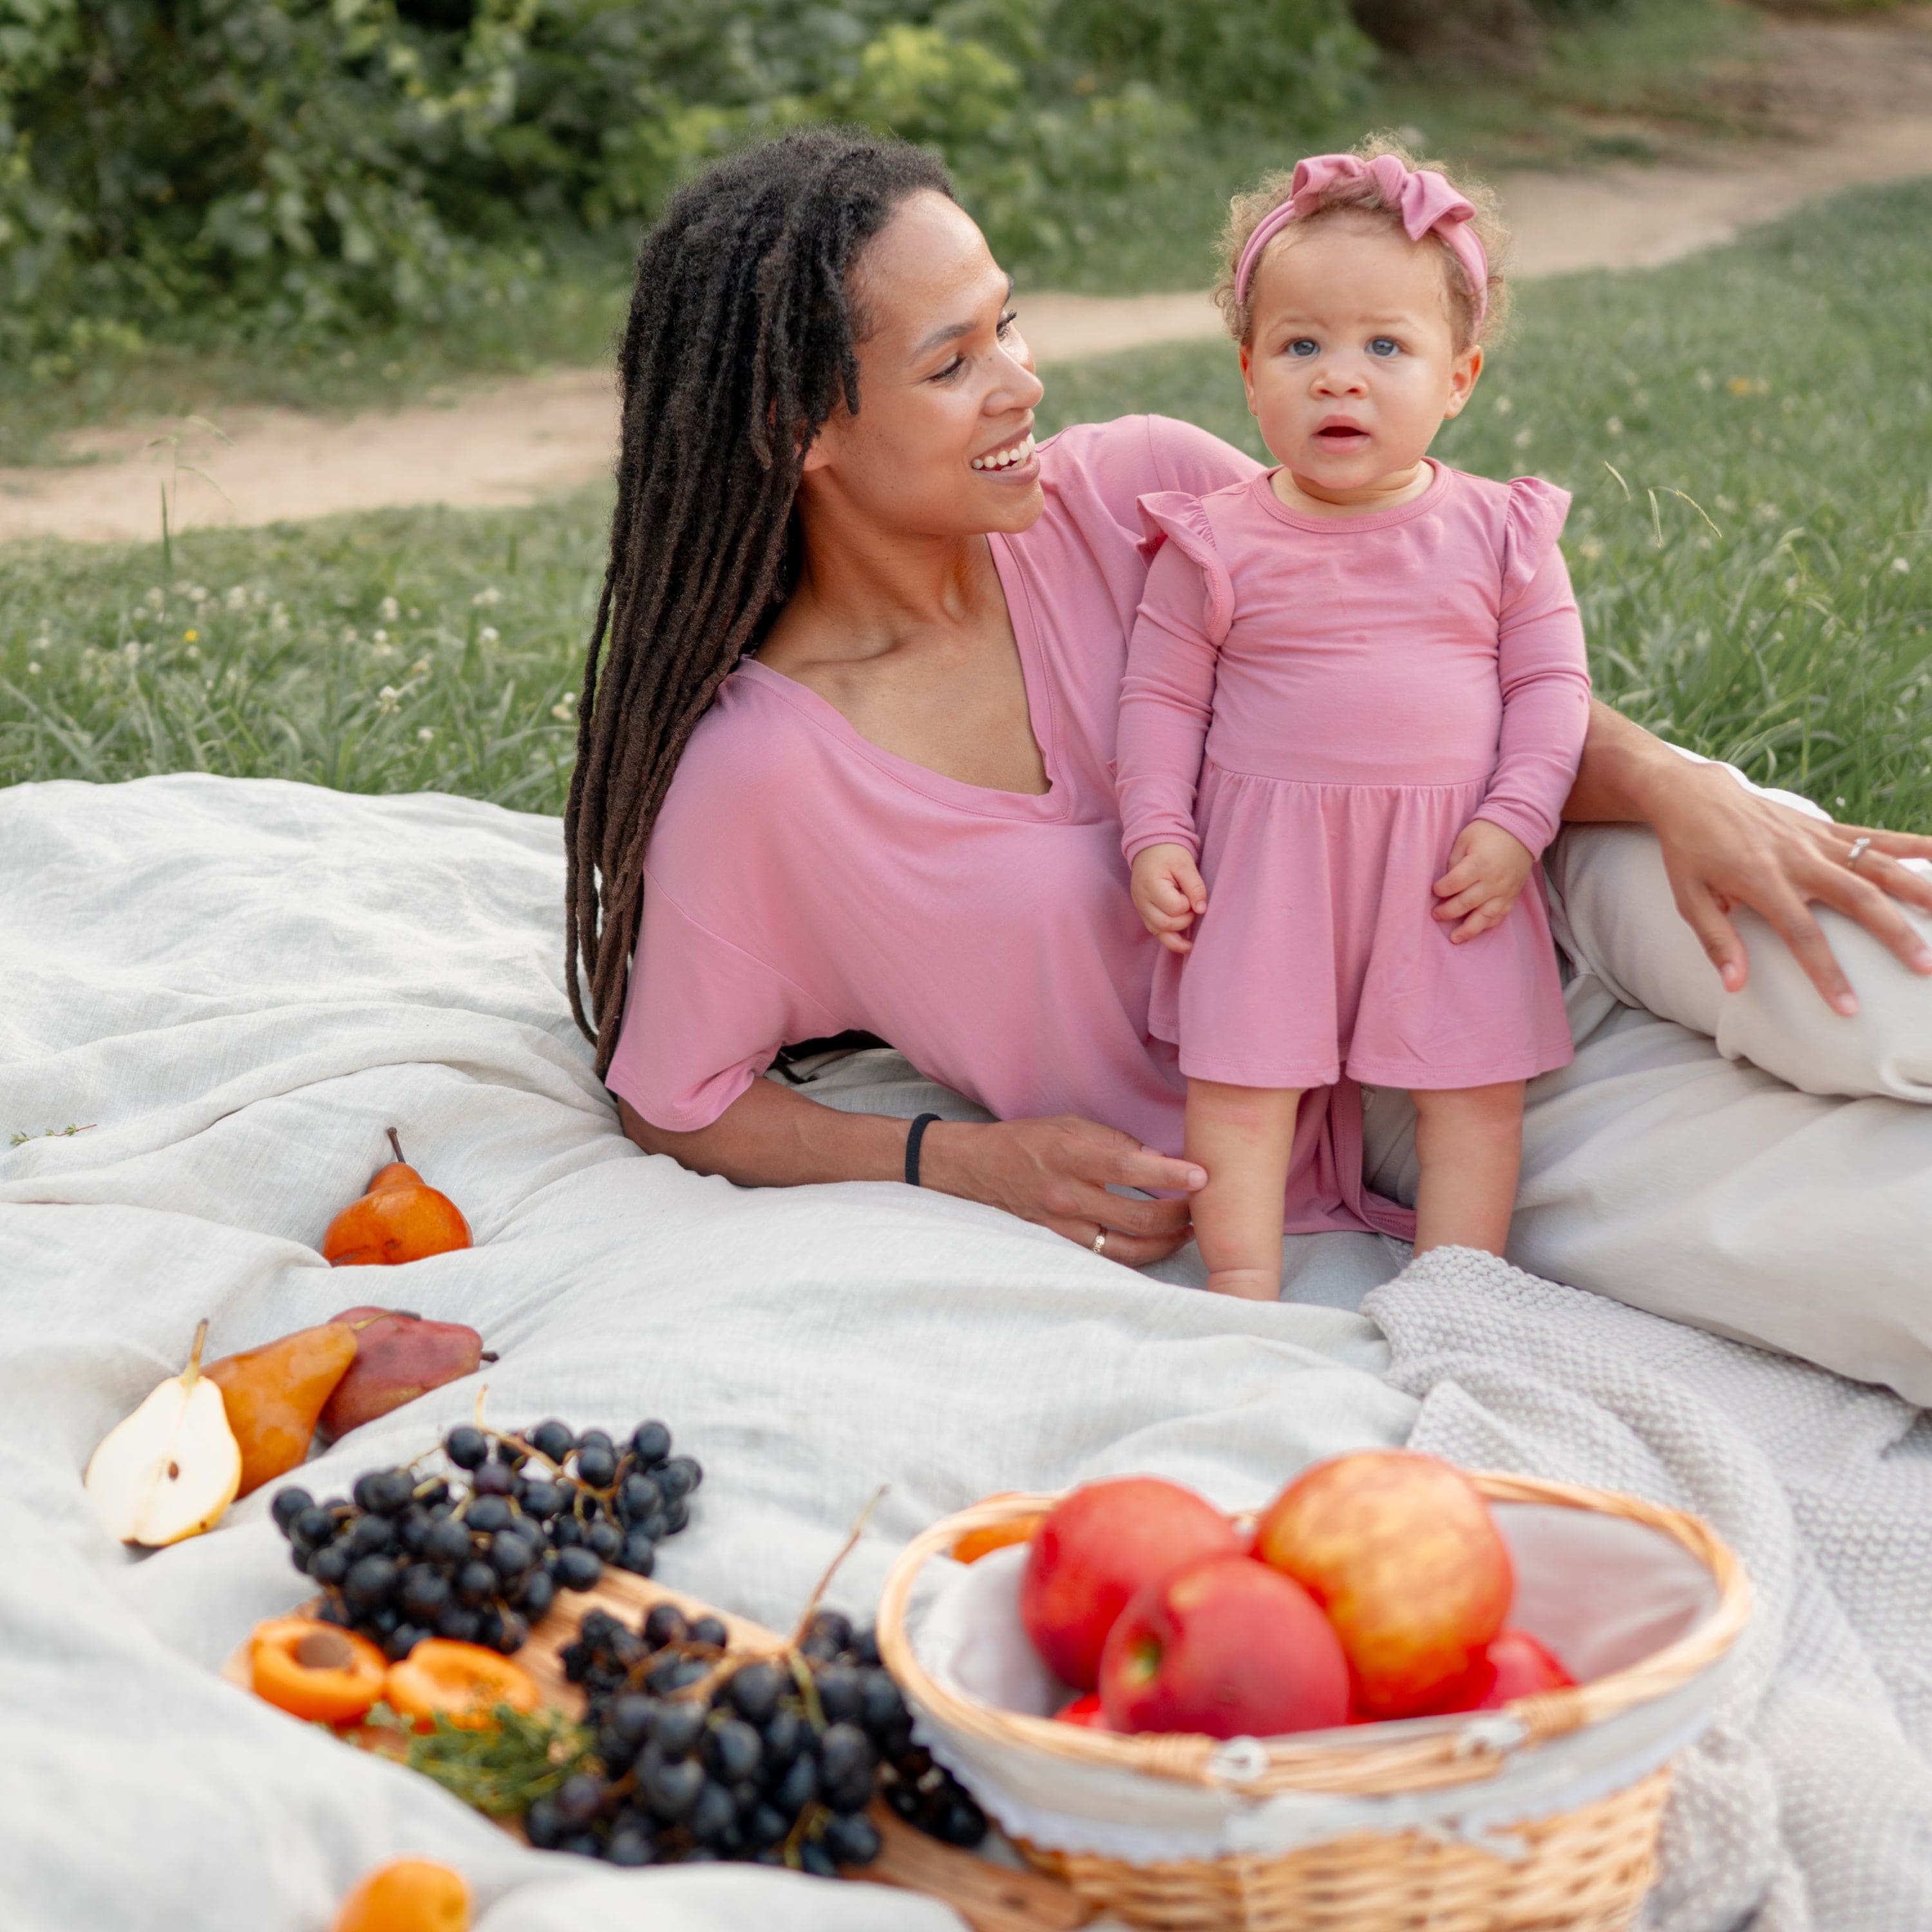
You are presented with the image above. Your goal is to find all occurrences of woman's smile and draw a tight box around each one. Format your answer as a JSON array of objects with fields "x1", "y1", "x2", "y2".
[{"x1": 970, "y1": 431, "x2": 1037, "y2": 475}]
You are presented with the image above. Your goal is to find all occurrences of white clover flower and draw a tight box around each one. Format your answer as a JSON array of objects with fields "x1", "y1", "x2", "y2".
[
  {"x1": 224, "y1": 585, "x2": 248, "y2": 610},
  {"x1": 417, "y1": 726, "x2": 435, "y2": 743},
  {"x1": 269, "y1": 603, "x2": 290, "y2": 632},
  {"x1": 1578, "y1": 538, "x2": 1604, "y2": 562},
  {"x1": 379, "y1": 596, "x2": 401, "y2": 622},
  {"x1": 1513, "y1": 427, "x2": 1533, "y2": 450},
  {"x1": 1696, "y1": 370, "x2": 1714, "y2": 392},
  {"x1": 123, "y1": 640, "x2": 142, "y2": 664},
  {"x1": 372, "y1": 629, "x2": 389, "y2": 644},
  {"x1": 480, "y1": 626, "x2": 499, "y2": 644},
  {"x1": 342, "y1": 627, "x2": 360, "y2": 643},
  {"x1": 144, "y1": 587, "x2": 166, "y2": 609},
  {"x1": 377, "y1": 685, "x2": 401, "y2": 713},
  {"x1": 185, "y1": 643, "x2": 201, "y2": 660},
  {"x1": 1892, "y1": 556, "x2": 1911, "y2": 575},
  {"x1": 188, "y1": 584, "x2": 209, "y2": 604},
  {"x1": 551, "y1": 699, "x2": 575, "y2": 721},
  {"x1": 1492, "y1": 395, "x2": 1513, "y2": 416},
  {"x1": 26, "y1": 661, "x2": 41, "y2": 676},
  {"x1": 473, "y1": 587, "x2": 501, "y2": 607},
  {"x1": 373, "y1": 641, "x2": 396, "y2": 659},
  {"x1": 1605, "y1": 417, "x2": 1623, "y2": 437},
  {"x1": 411, "y1": 657, "x2": 431, "y2": 678}
]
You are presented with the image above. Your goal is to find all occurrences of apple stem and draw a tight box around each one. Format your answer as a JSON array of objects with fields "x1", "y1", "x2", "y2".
[
  {"x1": 386, "y1": 1126, "x2": 405, "y2": 1164},
  {"x1": 184, "y1": 1316, "x2": 209, "y2": 1387}
]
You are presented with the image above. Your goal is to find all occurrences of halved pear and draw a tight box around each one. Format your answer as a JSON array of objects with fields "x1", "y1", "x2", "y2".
[{"x1": 86, "y1": 1320, "x2": 243, "y2": 1546}]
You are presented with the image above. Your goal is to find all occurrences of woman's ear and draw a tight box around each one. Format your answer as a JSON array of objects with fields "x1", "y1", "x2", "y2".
[{"x1": 1441, "y1": 343, "x2": 1484, "y2": 421}]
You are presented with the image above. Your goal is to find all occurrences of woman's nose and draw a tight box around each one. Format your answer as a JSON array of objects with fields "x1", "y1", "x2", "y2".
[{"x1": 997, "y1": 334, "x2": 1045, "y2": 409}]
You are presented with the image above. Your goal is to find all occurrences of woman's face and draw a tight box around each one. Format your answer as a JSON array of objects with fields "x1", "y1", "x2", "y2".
[{"x1": 799, "y1": 191, "x2": 1046, "y2": 538}]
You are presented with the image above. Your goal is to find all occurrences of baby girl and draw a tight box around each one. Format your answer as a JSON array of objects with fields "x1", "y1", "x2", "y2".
[{"x1": 1116, "y1": 142, "x2": 1591, "y2": 1299}]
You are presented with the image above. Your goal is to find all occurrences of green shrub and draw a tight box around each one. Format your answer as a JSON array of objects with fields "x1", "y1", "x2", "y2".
[{"x1": 0, "y1": 0, "x2": 1370, "y2": 362}]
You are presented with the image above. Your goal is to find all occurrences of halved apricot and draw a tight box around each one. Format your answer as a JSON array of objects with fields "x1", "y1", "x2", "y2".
[
  {"x1": 251, "y1": 1616, "x2": 388, "y2": 1725},
  {"x1": 332, "y1": 1858, "x2": 468, "y2": 1932},
  {"x1": 383, "y1": 1638, "x2": 540, "y2": 1733}
]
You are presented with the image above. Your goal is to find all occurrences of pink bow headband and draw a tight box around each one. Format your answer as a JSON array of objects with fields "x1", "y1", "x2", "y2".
[{"x1": 1235, "y1": 153, "x2": 1489, "y2": 326}]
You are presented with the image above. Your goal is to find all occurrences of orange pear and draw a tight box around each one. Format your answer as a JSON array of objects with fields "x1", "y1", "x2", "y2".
[
  {"x1": 205, "y1": 1322, "x2": 359, "y2": 1495},
  {"x1": 322, "y1": 1128, "x2": 471, "y2": 1267}
]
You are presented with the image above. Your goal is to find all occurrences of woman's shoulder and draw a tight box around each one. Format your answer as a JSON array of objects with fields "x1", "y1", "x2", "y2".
[
  {"x1": 1039, "y1": 415, "x2": 1260, "y2": 522},
  {"x1": 648, "y1": 668, "x2": 831, "y2": 873}
]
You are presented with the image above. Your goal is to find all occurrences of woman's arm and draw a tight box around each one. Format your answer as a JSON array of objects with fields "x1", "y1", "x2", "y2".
[
  {"x1": 617, "y1": 1080, "x2": 1205, "y2": 1266},
  {"x1": 1565, "y1": 699, "x2": 1932, "y2": 1012}
]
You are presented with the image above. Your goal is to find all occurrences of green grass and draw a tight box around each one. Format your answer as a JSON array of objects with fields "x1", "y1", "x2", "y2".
[
  {"x1": 0, "y1": 0, "x2": 1766, "y2": 460},
  {"x1": 6, "y1": 176, "x2": 1931, "y2": 826}
]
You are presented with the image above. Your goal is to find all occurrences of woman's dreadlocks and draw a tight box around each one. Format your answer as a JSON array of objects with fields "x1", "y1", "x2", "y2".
[{"x1": 564, "y1": 129, "x2": 954, "y2": 1072}]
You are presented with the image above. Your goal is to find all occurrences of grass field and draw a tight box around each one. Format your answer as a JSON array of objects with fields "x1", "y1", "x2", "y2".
[
  {"x1": 4, "y1": 176, "x2": 1930, "y2": 826},
  {"x1": 0, "y1": 0, "x2": 1764, "y2": 463}
]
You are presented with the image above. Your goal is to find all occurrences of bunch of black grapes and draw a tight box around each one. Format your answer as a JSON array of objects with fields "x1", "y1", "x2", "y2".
[
  {"x1": 530, "y1": 1605, "x2": 984, "y2": 1868},
  {"x1": 269, "y1": 1417, "x2": 701, "y2": 1661}
]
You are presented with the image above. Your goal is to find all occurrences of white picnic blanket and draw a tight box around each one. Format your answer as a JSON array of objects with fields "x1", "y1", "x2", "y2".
[
  {"x1": 0, "y1": 773, "x2": 1410, "y2": 1932},
  {"x1": 3, "y1": 773, "x2": 1927, "y2": 1932}
]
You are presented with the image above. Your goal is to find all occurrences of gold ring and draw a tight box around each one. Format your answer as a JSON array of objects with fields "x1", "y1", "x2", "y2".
[
  {"x1": 1092, "y1": 1227, "x2": 1108, "y2": 1256},
  {"x1": 1847, "y1": 835, "x2": 1873, "y2": 871}
]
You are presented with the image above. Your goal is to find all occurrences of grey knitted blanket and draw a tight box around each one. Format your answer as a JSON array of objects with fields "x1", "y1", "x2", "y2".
[{"x1": 1363, "y1": 1249, "x2": 1932, "y2": 1932}]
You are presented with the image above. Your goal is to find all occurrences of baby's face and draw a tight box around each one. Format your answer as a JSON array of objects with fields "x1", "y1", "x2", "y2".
[{"x1": 1241, "y1": 214, "x2": 1481, "y2": 498}]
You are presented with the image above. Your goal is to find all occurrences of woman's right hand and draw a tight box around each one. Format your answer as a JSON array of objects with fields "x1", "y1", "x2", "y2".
[{"x1": 922, "y1": 1115, "x2": 1205, "y2": 1266}]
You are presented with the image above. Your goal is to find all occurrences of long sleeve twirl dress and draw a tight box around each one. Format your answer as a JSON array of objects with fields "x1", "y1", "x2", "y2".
[{"x1": 1115, "y1": 460, "x2": 1592, "y2": 1093}]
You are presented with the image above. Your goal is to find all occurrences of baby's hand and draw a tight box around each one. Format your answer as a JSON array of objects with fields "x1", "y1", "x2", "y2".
[
  {"x1": 1131, "y1": 844, "x2": 1208, "y2": 954},
  {"x1": 1433, "y1": 820, "x2": 1534, "y2": 942}
]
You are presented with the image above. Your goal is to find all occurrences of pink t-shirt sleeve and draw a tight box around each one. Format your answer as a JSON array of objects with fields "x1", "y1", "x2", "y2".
[
  {"x1": 604, "y1": 864, "x2": 844, "y2": 1133},
  {"x1": 1473, "y1": 480, "x2": 1592, "y2": 857},
  {"x1": 1115, "y1": 497, "x2": 1233, "y2": 864}
]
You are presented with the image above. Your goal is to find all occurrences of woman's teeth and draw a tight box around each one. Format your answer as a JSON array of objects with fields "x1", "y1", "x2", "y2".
[{"x1": 971, "y1": 434, "x2": 1035, "y2": 472}]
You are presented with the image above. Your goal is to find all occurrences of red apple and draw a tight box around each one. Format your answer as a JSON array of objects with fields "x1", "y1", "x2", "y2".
[
  {"x1": 1020, "y1": 1477, "x2": 1244, "y2": 1690},
  {"x1": 1253, "y1": 1450, "x2": 1513, "y2": 1721},
  {"x1": 1466, "y1": 1627, "x2": 1575, "y2": 1710},
  {"x1": 1053, "y1": 1692, "x2": 1109, "y2": 1729},
  {"x1": 1099, "y1": 1556, "x2": 1350, "y2": 1739}
]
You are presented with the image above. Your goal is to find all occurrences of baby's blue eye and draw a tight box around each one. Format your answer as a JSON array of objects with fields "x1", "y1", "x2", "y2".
[
  {"x1": 1368, "y1": 337, "x2": 1401, "y2": 358},
  {"x1": 1285, "y1": 338, "x2": 1319, "y2": 358}
]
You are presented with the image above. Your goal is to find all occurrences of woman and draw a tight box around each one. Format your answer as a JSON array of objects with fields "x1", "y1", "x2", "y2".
[{"x1": 564, "y1": 132, "x2": 1932, "y2": 1386}]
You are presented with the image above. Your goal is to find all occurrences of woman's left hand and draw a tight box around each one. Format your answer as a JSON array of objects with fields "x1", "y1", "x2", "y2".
[{"x1": 1644, "y1": 760, "x2": 1932, "y2": 1015}]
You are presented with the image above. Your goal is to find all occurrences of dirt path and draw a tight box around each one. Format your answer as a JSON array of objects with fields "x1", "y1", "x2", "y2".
[{"x1": 5, "y1": 9, "x2": 1930, "y2": 547}]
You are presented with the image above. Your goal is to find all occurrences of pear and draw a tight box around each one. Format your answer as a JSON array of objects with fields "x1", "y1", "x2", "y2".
[
  {"x1": 321, "y1": 1128, "x2": 471, "y2": 1267},
  {"x1": 86, "y1": 1320, "x2": 243, "y2": 1546}
]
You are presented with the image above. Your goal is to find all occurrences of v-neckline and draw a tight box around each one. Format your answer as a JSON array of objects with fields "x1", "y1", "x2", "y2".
[{"x1": 737, "y1": 533, "x2": 1066, "y2": 822}]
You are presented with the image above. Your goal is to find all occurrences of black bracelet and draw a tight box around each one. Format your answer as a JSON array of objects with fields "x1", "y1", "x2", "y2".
[{"x1": 904, "y1": 1112, "x2": 942, "y2": 1188}]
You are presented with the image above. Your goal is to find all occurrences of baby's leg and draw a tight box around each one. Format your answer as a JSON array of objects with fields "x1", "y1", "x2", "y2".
[
  {"x1": 1410, "y1": 1081, "x2": 1526, "y2": 1256},
  {"x1": 1185, "y1": 1079, "x2": 1304, "y2": 1299}
]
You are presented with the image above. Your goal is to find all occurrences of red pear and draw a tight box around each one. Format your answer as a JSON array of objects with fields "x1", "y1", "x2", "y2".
[{"x1": 317, "y1": 1306, "x2": 490, "y2": 1439}]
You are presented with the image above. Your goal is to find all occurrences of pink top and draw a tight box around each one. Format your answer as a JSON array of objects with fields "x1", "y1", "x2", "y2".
[
  {"x1": 605, "y1": 416, "x2": 1247, "y2": 1153},
  {"x1": 604, "y1": 418, "x2": 1467, "y2": 1236},
  {"x1": 1116, "y1": 464, "x2": 1591, "y2": 867},
  {"x1": 1113, "y1": 464, "x2": 1590, "y2": 1097}
]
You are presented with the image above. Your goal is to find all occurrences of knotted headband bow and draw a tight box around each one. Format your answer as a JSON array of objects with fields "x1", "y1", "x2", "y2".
[{"x1": 1235, "y1": 153, "x2": 1489, "y2": 326}]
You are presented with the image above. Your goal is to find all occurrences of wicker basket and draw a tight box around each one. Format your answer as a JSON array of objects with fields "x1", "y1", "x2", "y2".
[{"x1": 877, "y1": 1474, "x2": 1751, "y2": 1932}]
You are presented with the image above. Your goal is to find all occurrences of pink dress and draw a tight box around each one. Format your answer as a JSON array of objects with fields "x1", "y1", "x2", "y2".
[{"x1": 1115, "y1": 462, "x2": 1590, "y2": 1092}]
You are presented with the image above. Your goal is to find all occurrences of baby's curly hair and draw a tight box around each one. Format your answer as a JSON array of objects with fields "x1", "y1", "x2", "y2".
[{"x1": 1214, "y1": 134, "x2": 1510, "y2": 352}]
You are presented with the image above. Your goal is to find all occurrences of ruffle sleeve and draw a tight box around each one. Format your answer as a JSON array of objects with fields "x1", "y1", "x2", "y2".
[
  {"x1": 1500, "y1": 475, "x2": 1573, "y2": 609},
  {"x1": 1136, "y1": 491, "x2": 1235, "y2": 647}
]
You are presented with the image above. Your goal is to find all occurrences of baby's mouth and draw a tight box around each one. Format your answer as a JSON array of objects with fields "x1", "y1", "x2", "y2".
[{"x1": 1315, "y1": 422, "x2": 1370, "y2": 444}]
